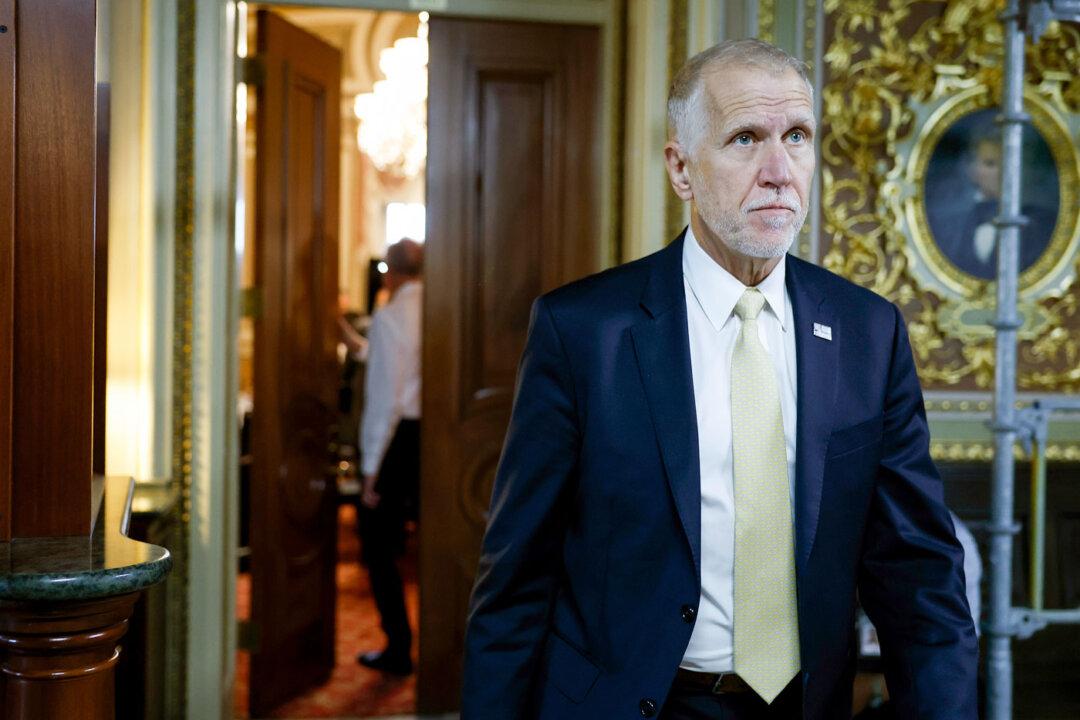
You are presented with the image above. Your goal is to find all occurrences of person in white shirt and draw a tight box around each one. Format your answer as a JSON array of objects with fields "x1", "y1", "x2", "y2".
[{"x1": 355, "y1": 238, "x2": 423, "y2": 676}]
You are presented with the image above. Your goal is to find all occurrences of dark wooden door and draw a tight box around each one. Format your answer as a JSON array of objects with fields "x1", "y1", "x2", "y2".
[
  {"x1": 421, "y1": 18, "x2": 602, "y2": 712},
  {"x1": 249, "y1": 11, "x2": 341, "y2": 716}
]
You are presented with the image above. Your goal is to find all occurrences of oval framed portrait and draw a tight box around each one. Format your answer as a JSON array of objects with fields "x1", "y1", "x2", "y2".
[{"x1": 901, "y1": 85, "x2": 1080, "y2": 299}]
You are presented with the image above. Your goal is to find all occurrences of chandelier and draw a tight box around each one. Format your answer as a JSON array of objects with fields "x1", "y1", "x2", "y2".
[{"x1": 354, "y1": 12, "x2": 429, "y2": 178}]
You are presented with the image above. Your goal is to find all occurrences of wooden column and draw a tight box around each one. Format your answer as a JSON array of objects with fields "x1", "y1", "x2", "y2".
[
  {"x1": 6, "y1": 0, "x2": 97, "y2": 539},
  {"x1": 93, "y1": 83, "x2": 109, "y2": 478},
  {"x1": 0, "y1": 0, "x2": 15, "y2": 543},
  {"x1": 0, "y1": 594, "x2": 138, "y2": 720},
  {"x1": 0, "y1": 0, "x2": 148, "y2": 717}
]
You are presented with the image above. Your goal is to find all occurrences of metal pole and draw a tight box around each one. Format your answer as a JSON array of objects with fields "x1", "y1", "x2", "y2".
[
  {"x1": 988, "y1": 1, "x2": 1028, "y2": 717},
  {"x1": 1020, "y1": 609, "x2": 1080, "y2": 624},
  {"x1": 1029, "y1": 435, "x2": 1046, "y2": 611}
]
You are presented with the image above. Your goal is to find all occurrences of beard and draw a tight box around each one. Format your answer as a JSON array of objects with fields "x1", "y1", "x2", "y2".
[{"x1": 692, "y1": 177, "x2": 808, "y2": 259}]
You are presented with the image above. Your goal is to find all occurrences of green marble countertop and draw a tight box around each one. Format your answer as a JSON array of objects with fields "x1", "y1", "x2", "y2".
[{"x1": 0, "y1": 476, "x2": 172, "y2": 601}]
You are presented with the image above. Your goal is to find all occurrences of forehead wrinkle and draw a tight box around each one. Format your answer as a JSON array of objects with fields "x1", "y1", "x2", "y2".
[
  {"x1": 708, "y1": 88, "x2": 812, "y2": 128},
  {"x1": 716, "y1": 91, "x2": 811, "y2": 117}
]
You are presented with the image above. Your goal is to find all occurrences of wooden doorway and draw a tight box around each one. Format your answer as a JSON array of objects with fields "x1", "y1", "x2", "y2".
[
  {"x1": 421, "y1": 17, "x2": 602, "y2": 713},
  {"x1": 247, "y1": 10, "x2": 342, "y2": 716}
]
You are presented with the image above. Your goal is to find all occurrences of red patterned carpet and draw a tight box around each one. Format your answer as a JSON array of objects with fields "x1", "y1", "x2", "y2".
[{"x1": 235, "y1": 504, "x2": 419, "y2": 719}]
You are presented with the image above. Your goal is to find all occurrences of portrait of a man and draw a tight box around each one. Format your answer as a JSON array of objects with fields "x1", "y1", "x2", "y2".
[{"x1": 924, "y1": 109, "x2": 1060, "y2": 280}]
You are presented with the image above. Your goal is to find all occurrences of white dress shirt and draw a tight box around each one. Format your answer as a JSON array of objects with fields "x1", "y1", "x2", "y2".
[
  {"x1": 679, "y1": 226, "x2": 798, "y2": 672},
  {"x1": 971, "y1": 191, "x2": 997, "y2": 263},
  {"x1": 360, "y1": 280, "x2": 423, "y2": 477}
]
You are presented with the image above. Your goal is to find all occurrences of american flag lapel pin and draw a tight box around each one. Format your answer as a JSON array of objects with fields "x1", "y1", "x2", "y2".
[{"x1": 813, "y1": 322, "x2": 832, "y2": 341}]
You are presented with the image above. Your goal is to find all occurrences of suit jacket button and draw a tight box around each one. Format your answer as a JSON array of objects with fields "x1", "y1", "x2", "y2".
[
  {"x1": 680, "y1": 605, "x2": 696, "y2": 623},
  {"x1": 639, "y1": 698, "x2": 658, "y2": 717}
]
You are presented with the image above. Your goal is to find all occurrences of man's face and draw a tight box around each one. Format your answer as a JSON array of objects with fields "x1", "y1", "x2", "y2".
[
  {"x1": 968, "y1": 140, "x2": 1001, "y2": 199},
  {"x1": 683, "y1": 65, "x2": 816, "y2": 259}
]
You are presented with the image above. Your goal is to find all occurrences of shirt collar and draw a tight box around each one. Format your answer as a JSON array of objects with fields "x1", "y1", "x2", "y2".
[{"x1": 682, "y1": 224, "x2": 788, "y2": 333}]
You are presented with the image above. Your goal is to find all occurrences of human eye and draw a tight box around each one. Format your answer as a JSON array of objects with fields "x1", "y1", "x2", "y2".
[
  {"x1": 788, "y1": 129, "x2": 806, "y2": 143},
  {"x1": 732, "y1": 133, "x2": 754, "y2": 146}
]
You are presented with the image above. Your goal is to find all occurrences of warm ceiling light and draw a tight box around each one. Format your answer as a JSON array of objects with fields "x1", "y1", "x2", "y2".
[{"x1": 354, "y1": 13, "x2": 428, "y2": 178}]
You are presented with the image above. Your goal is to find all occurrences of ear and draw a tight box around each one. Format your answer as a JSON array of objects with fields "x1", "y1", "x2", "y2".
[{"x1": 664, "y1": 141, "x2": 694, "y2": 201}]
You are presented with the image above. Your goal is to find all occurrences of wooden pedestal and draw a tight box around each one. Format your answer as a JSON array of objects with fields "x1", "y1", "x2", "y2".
[{"x1": 0, "y1": 592, "x2": 139, "y2": 720}]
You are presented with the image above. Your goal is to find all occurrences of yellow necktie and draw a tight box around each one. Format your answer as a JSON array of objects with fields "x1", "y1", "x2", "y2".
[{"x1": 731, "y1": 288, "x2": 800, "y2": 704}]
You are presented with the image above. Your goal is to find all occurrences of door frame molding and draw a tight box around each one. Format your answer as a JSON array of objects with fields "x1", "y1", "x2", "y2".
[{"x1": 184, "y1": 3, "x2": 241, "y2": 719}]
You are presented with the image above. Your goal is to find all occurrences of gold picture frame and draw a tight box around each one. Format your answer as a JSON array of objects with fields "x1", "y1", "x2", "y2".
[{"x1": 885, "y1": 75, "x2": 1080, "y2": 318}]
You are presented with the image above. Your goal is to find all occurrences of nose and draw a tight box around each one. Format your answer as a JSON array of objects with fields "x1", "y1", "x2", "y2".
[{"x1": 757, "y1": 141, "x2": 792, "y2": 189}]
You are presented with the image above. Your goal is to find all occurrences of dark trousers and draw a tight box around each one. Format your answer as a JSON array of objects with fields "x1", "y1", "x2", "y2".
[
  {"x1": 660, "y1": 675, "x2": 802, "y2": 720},
  {"x1": 358, "y1": 419, "x2": 420, "y2": 658}
]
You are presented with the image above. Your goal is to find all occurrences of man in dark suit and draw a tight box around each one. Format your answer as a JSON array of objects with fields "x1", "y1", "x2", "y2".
[{"x1": 462, "y1": 39, "x2": 977, "y2": 719}]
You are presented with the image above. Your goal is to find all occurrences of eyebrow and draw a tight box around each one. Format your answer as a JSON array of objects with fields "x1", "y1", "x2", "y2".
[{"x1": 720, "y1": 114, "x2": 817, "y2": 137}]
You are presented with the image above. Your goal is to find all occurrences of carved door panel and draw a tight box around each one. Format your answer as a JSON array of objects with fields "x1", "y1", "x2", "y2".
[
  {"x1": 420, "y1": 17, "x2": 601, "y2": 713},
  {"x1": 249, "y1": 10, "x2": 341, "y2": 716}
]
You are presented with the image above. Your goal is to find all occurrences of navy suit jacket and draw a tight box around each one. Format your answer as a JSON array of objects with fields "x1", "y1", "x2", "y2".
[{"x1": 462, "y1": 234, "x2": 978, "y2": 719}]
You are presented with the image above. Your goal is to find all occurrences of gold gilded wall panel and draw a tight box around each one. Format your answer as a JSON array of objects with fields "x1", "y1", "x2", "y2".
[{"x1": 820, "y1": 0, "x2": 1080, "y2": 392}]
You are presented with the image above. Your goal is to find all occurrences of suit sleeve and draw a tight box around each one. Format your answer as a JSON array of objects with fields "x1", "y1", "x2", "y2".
[
  {"x1": 857, "y1": 304, "x2": 979, "y2": 719},
  {"x1": 461, "y1": 297, "x2": 581, "y2": 719}
]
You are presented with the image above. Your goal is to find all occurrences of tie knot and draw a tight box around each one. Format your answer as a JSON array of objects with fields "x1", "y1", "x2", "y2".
[{"x1": 734, "y1": 288, "x2": 766, "y2": 322}]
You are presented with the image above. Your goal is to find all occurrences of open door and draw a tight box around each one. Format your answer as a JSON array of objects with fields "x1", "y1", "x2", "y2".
[
  {"x1": 420, "y1": 17, "x2": 602, "y2": 713},
  {"x1": 248, "y1": 10, "x2": 341, "y2": 716}
]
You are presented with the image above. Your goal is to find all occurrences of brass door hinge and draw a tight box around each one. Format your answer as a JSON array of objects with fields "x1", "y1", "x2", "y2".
[
  {"x1": 241, "y1": 287, "x2": 263, "y2": 319},
  {"x1": 237, "y1": 620, "x2": 261, "y2": 652},
  {"x1": 239, "y1": 55, "x2": 265, "y2": 88}
]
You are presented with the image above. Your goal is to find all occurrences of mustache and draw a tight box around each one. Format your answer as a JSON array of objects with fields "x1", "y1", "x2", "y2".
[{"x1": 743, "y1": 195, "x2": 801, "y2": 214}]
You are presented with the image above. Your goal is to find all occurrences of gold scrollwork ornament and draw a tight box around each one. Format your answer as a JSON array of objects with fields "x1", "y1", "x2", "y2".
[{"x1": 821, "y1": 0, "x2": 1080, "y2": 391}]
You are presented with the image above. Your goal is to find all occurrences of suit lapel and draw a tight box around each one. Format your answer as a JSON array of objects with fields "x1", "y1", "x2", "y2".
[
  {"x1": 786, "y1": 256, "x2": 838, "y2": 574},
  {"x1": 628, "y1": 245, "x2": 837, "y2": 580},
  {"x1": 630, "y1": 234, "x2": 702, "y2": 578}
]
